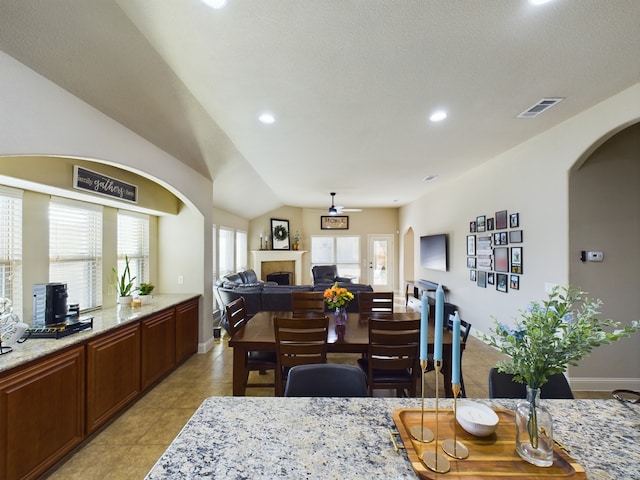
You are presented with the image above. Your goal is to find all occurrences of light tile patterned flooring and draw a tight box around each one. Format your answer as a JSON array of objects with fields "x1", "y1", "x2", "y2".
[{"x1": 45, "y1": 300, "x2": 609, "y2": 479}]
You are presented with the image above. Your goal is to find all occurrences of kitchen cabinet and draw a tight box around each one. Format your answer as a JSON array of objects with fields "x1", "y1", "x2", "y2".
[
  {"x1": 0, "y1": 346, "x2": 85, "y2": 480},
  {"x1": 86, "y1": 323, "x2": 141, "y2": 434},
  {"x1": 141, "y1": 308, "x2": 176, "y2": 391},
  {"x1": 175, "y1": 298, "x2": 199, "y2": 364}
]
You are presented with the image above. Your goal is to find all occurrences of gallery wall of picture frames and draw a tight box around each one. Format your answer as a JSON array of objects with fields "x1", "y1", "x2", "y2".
[{"x1": 467, "y1": 210, "x2": 523, "y2": 293}]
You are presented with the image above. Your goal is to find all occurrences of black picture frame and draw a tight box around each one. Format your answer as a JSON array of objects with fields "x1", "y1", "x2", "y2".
[
  {"x1": 510, "y1": 212, "x2": 520, "y2": 228},
  {"x1": 467, "y1": 235, "x2": 476, "y2": 256},
  {"x1": 495, "y1": 210, "x2": 508, "y2": 229},
  {"x1": 271, "y1": 218, "x2": 290, "y2": 250},
  {"x1": 496, "y1": 273, "x2": 508, "y2": 293},
  {"x1": 467, "y1": 257, "x2": 477, "y2": 269},
  {"x1": 487, "y1": 272, "x2": 495, "y2": 285},
  {"x1": 476, "y1": 215, "x2": 486, "y2": 232},
  {"x1": 510, "y1": 246, "x2": 523, "y2": 274},
  {"x1": 320, "y1": 216, "x2": 349, "y2": 230},
  {"x1": 477, "y1": 270, "x2": 487, "y2": 288},
  {"x1": 493, "y1": 232, "x2": 508, "y2": 246},
  {"x1": 487, "y1": 217, "x2": 495, "y2": 231},
  {"x1": 470, "y1": 221, "x2": 476, "y2": 233},
  {"x1": 509, "y1": 230, "x2": 523, "y2": 243},
  {"x1": 494, "y1": 247, "x2": 509, "y2": 272},
  {"x1": 510, "y1": 275, "x2": 520, "y2": 290},
  {"x1": 470, "y1": 270, "x2": 477, "y2": 281}
]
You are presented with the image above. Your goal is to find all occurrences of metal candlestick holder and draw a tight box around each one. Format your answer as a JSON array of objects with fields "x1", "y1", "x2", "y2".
[
  {"x1": 409, "y1": 359, "x2": 434, "y2": 443},
  {"x1": 442, "y1": 383, "x2": 469, "y2": 459},
  {"x1": 422, "y1": 360, "x2": 451, "y2": 473}
]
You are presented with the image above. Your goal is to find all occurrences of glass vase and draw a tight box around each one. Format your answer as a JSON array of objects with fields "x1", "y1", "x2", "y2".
[
  {"x1": 334, "y1": 307, "x2": 347, "y2": 326},
  {"x1": 515, "y1": 386, "x2": 553, "y2": 467}
]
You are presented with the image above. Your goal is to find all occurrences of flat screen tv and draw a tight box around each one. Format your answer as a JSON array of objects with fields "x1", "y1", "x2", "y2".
[{"x1": 420, "y1": 234, "x2": 448, "y2": 271}]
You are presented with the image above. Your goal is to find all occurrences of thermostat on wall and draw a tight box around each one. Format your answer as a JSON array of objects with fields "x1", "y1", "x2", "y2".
[{"x1": 581, "y1": 251, "x2": 604, "y2": 262}]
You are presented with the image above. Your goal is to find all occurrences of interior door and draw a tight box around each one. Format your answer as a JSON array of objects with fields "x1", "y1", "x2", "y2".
[{"x1": 367, "y1": 234, "x2": 394, "y2": 292}]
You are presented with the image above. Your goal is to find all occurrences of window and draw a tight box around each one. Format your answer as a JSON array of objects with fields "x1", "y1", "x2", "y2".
[
  {"x1": 311, "y1": 235, "x2": 361, "y2": 282},
  {"x1": 117, "y1": 211, "x2": 150, "y2": 285},
  {"x1": 49, "y1": 197, "x2": 103, "y2": 310},
  {"x1": 218, "y1": 227, "x2": 235, "y2": 277},
  {"x1": 235, "y1": 230, "x2": 247, "y2": 271},
  {"x1": 0, "y1": 186, "x2": 23, "y2": 316}
]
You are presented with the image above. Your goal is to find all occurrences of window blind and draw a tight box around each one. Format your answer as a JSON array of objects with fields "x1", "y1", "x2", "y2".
[
  {"x1": 49, "y1": 197, "x2": 103, "y2": 310},
  {"x1": 235, "y1": 230, "x2": 247, "y2": 271},
  {"x1": 117, "y1": 210, "x2": 149, "y2": 286},
  {"x1": 218, "y1": 227, "x2": 235, "y2": 277},
  {"x1": 0, "y1": 186, "x2": 23, "y2": 317}
]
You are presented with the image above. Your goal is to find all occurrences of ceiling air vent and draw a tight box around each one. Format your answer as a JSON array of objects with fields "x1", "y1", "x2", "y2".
[{"x1": 517, "y1": 98, "x2": 564, "y2": 118}]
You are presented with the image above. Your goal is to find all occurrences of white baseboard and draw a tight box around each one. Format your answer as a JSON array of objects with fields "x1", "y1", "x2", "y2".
[
  {"x1": 198, "y1": 336, "x2": 216, "y2": 353},
  {"x1": 568, "y1": 377, "x2": 640, "y2": 392}
]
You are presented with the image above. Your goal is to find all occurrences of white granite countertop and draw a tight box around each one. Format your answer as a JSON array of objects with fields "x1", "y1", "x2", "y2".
[
  {"x1": 0, "y1": 294, "x2": 199, "y2": 374},
  {"x1": 146, "y1": 397, "x2": 639, "y2": 480}
]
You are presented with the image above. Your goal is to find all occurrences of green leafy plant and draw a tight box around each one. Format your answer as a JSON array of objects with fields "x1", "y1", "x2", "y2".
[
  {"x1": 292, "y1": 230, "x2": 301, "y2": 244},
  {"x1": 111, "y1": 255, "x2": 136, "y2": 297},
  {"x1": 137, "y1": 282, "x2": 155, "y2": 296},
  {"x1": 484, "y1": 285, "x2": 638, "y2": 389}
]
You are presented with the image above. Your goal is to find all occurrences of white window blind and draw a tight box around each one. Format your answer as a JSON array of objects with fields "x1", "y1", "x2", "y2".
[
  {"x1": 235, "y1": 230, "x2": 247, "y2": 271},
  {"x1": 49, "y1": 197, "x2": 103, "y2": 310},
  {"x1": 219, "y1": 227, "x2": 235, "y2": 277},
  {"x1": 117, "y1": 210, "x2": 149, "y2": 286},
  {"x1": 311, "y1": 235, "x2": 361, "y2": 281},
  {"x1": 0, "y1": 186, "x2": 23, "y2": 317}
]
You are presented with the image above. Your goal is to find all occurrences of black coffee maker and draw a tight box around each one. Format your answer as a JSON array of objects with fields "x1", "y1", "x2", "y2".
[{"x1": 33, "y1": 283, "x2": 68, "y2": 327}]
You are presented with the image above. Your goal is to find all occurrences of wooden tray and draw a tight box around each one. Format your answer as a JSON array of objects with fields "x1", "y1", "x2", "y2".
[{"x1": 392, "y1": 408, "x2": 586, "y2": 479}]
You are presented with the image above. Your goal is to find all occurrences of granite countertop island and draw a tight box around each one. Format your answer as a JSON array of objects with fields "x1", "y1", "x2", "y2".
[
  {"x1": 0, "y1": 294, "x2": 199, "y2": 374},
  {"x1": 146, "y1": 397, "x2": 639, "y2": 480}
]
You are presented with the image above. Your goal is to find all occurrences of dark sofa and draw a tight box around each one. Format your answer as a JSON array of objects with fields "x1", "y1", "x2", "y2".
[{"x1": 215, "y1": 268, "x2": 373, "y2": 333}]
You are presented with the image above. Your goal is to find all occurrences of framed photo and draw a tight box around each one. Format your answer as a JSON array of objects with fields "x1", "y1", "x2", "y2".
[
  {"x1": 510, "y1": 247, "x2": 523, "y2": 274},
  {"x1": 495, "y1": 210, "x2": 508, "y2": 229},
  {"x1": 509, "y1": 230, "x2": 523, "y2": 243},
  {"x1": 467, "y1": 235, "x2": 476, "y2": 256},
  {"x1": 320, "y1": 215, "x2": 349, "y2": 230},
  {"x1": 476, "y1": 215, "x2": 486, "y2": 232},
  {"x1": 496, "y1": 273, "x2": 508, "y2": 293},
  {"x1": 467, "y1": 257, "x2": 477, "y2": 269},
  {"x1": 510, "y1": 212, "x2": 520, "y2": 228},
  {"x1": 470, "y1": 270, "x2": 477, "y2": 282},
  {"x1": 493, "y1": 232, "x2": 508, "y2": 246},
  {"x1": 494, "y1": 247, "x2": 509, "y2": 272},
  {"x1": 271, "y1": 218, "x2": 290, "y2": 250},
  {"x1": 510, "y1": 275, "x2": 520, "y2": 290},
  {"x1": 477, "y1": 270, "x2": 487, "y2": 288},
  {"x1": 470, "y1": 221, "x2": 476, "y2": 233},
  {"x1": 487, "y1": 217, "x2": 495, "y2": 231},
  {"x1": 487, "y1": 272, "x2": 495, "y2": 285}
]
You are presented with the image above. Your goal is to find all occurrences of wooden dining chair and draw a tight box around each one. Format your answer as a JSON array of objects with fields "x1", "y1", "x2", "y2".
[
  {"x1": 358, "y1": 291, "x2": 394, "y2": 315},
  {"x1": 225, "y1": 297, "x2": 276, "y2": 391},
  {"x1": 291, "y1": 291, "x2": 325, "y2": 313},
  {"x1": 357, "y1": 317, "x2": 421, "y2": 397},
  {"x1": 426, "y1": 315, "x2": 471, "y2": 397},
  {"x1": 273, "y1": 315, "x2": 329, "y2": 396}
]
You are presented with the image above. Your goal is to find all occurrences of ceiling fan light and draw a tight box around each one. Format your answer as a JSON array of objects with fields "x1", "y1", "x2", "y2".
[{"x1": 328, "y1": 206, "x2": 338, "y2": 215}]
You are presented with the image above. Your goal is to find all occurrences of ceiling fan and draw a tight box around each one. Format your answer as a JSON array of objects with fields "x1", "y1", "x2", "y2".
[{"x1": 328, "y1": 192, "x2": 362, "y2": 215}]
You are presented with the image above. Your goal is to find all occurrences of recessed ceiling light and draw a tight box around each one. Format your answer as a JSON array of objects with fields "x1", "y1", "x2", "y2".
[
  {"x1": 529, "y1": 0, "x2": 552, "y2": 5},
  {"x1": 429, "y1": 110, "x2": 447, "y2": 122},
  {"x1": 202, "y1": 0, "x2": 228, "y2": 9},
  {"x1": 258, "y1": 112, "x2": 275, "y2": 125}
]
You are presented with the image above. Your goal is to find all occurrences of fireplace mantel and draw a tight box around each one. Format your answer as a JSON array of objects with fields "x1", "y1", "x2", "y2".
[{"x1": 251, "y1": 250, "x2": 307, "y2": 285}]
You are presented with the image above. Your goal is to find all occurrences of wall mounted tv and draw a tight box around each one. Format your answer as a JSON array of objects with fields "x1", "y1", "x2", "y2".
[{"x1": 420, "y1": 234, "x2": 449, "y2": 271}]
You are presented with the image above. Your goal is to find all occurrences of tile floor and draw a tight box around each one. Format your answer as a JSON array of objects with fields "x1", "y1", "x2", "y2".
[{"x1": 44, "y1": 304, "x2": 609, "y2": 479}]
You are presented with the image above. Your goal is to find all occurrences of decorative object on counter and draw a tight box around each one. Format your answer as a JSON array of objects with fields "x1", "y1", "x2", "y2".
[
  {"x1": 271, "y1": 218, "x2": 290, "y2": 250},
  {"x1": 112, "y1": 255, "x2": 136, "y2": 305},
  {"x1": 0, "y1": 298, "x2": 29, "y2": 354},
  {"x1": 410, "y1": 291, "x2": 434, "y2": 443},
  {"x1": 323, "y1": 282, "x2": 354, "y2": 326},
  {"x1": 484, "y1": 285, "x2": 639, "y2": 467},
  {"x1": 137, "y1": 282, "x2": 155, "y2": 304},
  {"x1": 292, "y1": 230, "x2": 301, "y2": 250}
]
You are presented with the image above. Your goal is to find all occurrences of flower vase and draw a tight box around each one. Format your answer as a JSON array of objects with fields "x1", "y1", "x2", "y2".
[
  {"x1": 334, "y1": 307, "x2": 347, "y2": 326},
  {"x1": 515, "y1": 386, "x2": 553, "y2": 467}
]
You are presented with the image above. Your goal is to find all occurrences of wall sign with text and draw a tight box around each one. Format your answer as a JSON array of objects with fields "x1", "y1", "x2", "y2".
[
  {"x1": 73, "y1": 165, "x2": 138, "y2": 203},
  {"x1": 321, "y1": 216, "x2": 349, "y2": 230}
]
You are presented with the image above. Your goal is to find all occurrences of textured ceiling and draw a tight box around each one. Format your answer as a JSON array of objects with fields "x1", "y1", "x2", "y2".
[{"x1": 1, "y1": 0, "x2": 639, "y2": 218}]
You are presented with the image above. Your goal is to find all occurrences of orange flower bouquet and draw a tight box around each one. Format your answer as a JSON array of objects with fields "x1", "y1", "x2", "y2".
[{"x1": 323, "y1": 282, "x2": 354, "y2": 309}]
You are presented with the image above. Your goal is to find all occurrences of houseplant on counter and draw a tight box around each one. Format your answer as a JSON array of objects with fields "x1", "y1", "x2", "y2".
[
  {"x1": 137, "y1": 282, "x2": 155, "y2": 305},
  {"x1": 111, "y1": 255, "x2": 136, "y2": 305},
  {"x1": 484, "y1": 285, "x2": 638, "y2": 467}
]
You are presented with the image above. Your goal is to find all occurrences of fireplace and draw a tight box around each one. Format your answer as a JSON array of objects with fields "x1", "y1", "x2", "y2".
[{"x1": 251, "y1": 250, "x2": 306, "y2": 285}]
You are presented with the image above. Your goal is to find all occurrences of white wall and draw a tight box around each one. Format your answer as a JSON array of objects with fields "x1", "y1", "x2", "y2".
[
  {"x1": 0, "y1": 52, "x2": 214, "y2": 351},
  {"x1": 400, "y1": 82, "x2": 640, "y2": 386}
]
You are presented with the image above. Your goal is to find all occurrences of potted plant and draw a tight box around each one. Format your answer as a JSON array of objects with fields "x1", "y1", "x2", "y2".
[
  {"x1": 111, "y1": 255, "x2": 136, "y2": 305},
  {"x1": 137, "y1": 282, "x2": 155, "y2": 305},
  {"x1": 292, "y1": 230, "x2": 301, "y2": 250}
]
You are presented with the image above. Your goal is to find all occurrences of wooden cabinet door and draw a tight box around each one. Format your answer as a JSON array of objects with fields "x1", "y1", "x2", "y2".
[
  {"x1": 140, "y1": 309, "x2": 176, "y2": 391},
  {"x1": 86, "y1": 323, "x2": 141, "y2": 434},
  {"x1": 175, "y1": 298, "x2": 199, "y2": 364},
  {"x1": 0, "y1": 346, "x2": 85, "y2": 480}
]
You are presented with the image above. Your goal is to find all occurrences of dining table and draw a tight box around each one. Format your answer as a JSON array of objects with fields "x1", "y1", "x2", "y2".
[
  {"x1": 228, "y1": 311, "x2": 458, "y2": 397},
  {"x1": 145, "y1": 396, "x2": 639, "y2": 479}
]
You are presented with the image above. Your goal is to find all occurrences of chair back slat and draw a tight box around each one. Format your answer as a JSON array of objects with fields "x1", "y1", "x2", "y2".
[
  {"x1": 225, "y1": 297, "x2": 248, "y2": 337},
  {"x1": 291, "y1": 291, "x2": 325, "y2": 313},
  {"x1": 359, "y1": 291, "x2": 394, "y2": 315}
]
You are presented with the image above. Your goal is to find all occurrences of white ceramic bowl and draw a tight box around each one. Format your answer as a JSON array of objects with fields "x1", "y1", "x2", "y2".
[{"x1": 456, "y1": 400, "x2": 500, "y2": 437}]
